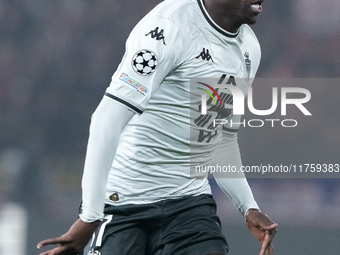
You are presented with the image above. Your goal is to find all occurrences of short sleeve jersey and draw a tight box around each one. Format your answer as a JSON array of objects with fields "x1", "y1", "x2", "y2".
[{"x1": 105, "y1": 0, "x2": 261, "y2": 205}]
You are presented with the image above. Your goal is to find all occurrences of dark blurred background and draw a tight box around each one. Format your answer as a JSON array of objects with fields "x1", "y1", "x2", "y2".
[{"x1": 0, "y1": 0, "x2": 339, "y2": 254}]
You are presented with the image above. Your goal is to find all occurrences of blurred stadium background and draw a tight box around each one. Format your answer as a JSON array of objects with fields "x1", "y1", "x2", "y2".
[{"x1": 0, "y1": 0, "x2": 339, "y2": 254}]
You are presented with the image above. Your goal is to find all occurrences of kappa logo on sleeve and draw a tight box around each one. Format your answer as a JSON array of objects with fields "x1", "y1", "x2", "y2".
[
  {"x1": 131, "y1": 49, "x2": 158, "y2": 76},
  {"x1": 118, "y1": 73, "x2": 149, "y2": 96},
  {"x1": 145, "y1": 27, "x2": 166, "y2": 45}
]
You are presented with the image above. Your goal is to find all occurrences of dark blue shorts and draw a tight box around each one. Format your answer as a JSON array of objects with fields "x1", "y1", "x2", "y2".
[{"x1": 87, "y1": 194, "x2": 228, "y2": 255}]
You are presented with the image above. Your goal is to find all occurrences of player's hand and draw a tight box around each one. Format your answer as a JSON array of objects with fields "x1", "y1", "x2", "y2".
[
  {"x1": 37, "y1": 218, "x2": 100, "y2": 255},
  {"x1": 246, "y1": 209, "x2": 278, "y2": 255}
]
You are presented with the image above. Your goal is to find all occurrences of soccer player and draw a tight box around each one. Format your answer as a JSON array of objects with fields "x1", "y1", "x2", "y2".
[{"x1": 38, "y1": 0, "x2": 277, "y2": 254}]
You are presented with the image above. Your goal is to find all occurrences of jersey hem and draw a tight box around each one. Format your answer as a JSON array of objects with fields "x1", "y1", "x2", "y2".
[{"x1": 104, "y1": 191, "x2": 213, "y2": 207}]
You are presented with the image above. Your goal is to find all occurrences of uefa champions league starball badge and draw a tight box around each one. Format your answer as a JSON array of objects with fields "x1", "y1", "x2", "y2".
[{"x1": 132, "y1": 49, "x2": 158, "y2": 75}]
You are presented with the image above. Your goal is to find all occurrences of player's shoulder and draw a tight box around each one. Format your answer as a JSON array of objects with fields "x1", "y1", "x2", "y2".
[
  {"x1": 130, "y1": 0, "x2": 199, "y2": 45},
  {"x1": 150, "y1": 0, "x2": 197, "y2": 18},
  {"x1": 239, "y1": 24, "x2": 261, "y2": 55},
  {"x1": 139, "y1": 0, "x2": 198, "y2": 29},
  {"x1": 240, "y1": 25, "x2": 261, "y2": 48}
]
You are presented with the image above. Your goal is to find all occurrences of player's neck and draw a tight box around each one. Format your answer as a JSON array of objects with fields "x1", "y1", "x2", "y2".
[{"x1": 203, "y1": 0, "x2": 242, "y2": 33}]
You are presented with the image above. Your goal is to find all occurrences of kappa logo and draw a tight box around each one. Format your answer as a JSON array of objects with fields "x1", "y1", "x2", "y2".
[
  {"x1": 145, "y1": 27, "x2": 166, "y2": 45},
  {"x1": 196, "y1": 48, "x2": 214, "y2": 63}
]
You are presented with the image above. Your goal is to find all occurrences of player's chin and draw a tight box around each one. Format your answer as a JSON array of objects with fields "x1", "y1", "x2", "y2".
[{"x1": 244, "y1": 15, "x2": 259, "y2": 25}]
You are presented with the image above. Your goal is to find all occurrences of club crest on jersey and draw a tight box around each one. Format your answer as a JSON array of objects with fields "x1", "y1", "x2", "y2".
[
  {"x1": 132, "y1": 49, "x2": 158, "y2": 76},
  {"x1": 145, "y1": 27, "x2": 166, "y2": 45},
  {"x1": 244, "y1": 51, "x2": 251, "y2": 77},
  {"x1": 196, "y1": 48, "x2": 214, "y2": 63},
  {"x1": 119, "y1": 73, "x2": 148, "y2": 95}
]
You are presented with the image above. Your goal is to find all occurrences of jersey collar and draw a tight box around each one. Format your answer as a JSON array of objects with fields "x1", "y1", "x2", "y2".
[{"x1": 197, "y1": 0, "x2": 240, "y2": 38}]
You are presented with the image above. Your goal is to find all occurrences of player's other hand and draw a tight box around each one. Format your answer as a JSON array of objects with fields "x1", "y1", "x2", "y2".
[
  {"x1": 246, "y1": 209, "x2": 278, "y2": 255},
  {"x1": 37, "y1": 218, "x2": 100, "y2": 255}
]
